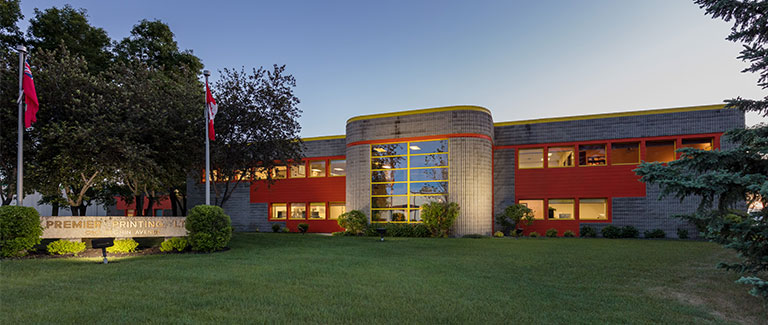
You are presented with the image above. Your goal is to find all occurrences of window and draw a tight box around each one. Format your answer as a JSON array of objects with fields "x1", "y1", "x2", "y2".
[
  {"x1": 518, "y1": 148, "x2": 544, "y2": 169},
  {"x1": 548, "y1": 199, "x2": 575, "y2": 220},
  {"x1": 548, "y1": 147, "x2": 575, "y2": 167},
  {"x1": 329, "y1": 202, "x2": 345, "y2": 220},
  {"x1": 579, "y1": 198, "x2": 607, "y2": 220},
  {"x1": 611, "y1": 142, "x2": 640, "y2": 165},
  {"x1": 309, "y1": 161, "x2": 326, "y2": 177},
  {"x1": 309, "y1": 203, "x2": 326, "y2": 219},
  {"x1": 646, "y1": 140, "x2": 675, "y2": 162},
  {"x1": 273, "y1": 166, "x2": 287, "y2": 179},
  {"x1": 290, "y1": 162, "x2": 306, "y2": 178},
  {"x1": 681, "y1": 138, "x2": 713, "y2": 151},
  {"x1": 371, "y1": 139, "x2": 449, "y2": 223},
  {"x1": 154, "y1": 209, "x2": 163, "y2": 216},
  {"x1": 126, "y1": 209, "x2": 135, "y2": 217},
  {"x1": 579, "y1": 144, "x2": 606, "y2": 166},
  {"x1": 330, "y1": 160, "x2": 346, "y2": 176},
  {"x1": 271, "y1": 203, "x2": 287, "y2": 220},
  {"x1": 519, "y1": 199, "x2": 545, "y2": 220},
  {"x1": 289, "y1": 203, "x2": 306, "y2": 220}
]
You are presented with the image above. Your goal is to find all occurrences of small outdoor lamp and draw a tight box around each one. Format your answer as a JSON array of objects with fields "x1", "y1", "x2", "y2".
[
  {"x1": 375, "y1": 228, "x2": 386, "y2": 241},
  {"x1": 91, "y1": 238, "x2": 114, "y2": 264}
]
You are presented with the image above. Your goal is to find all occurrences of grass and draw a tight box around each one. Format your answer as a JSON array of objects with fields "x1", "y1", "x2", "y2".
[{"x1": 1, "y1": 233, "x2": 766, "y2": 324}]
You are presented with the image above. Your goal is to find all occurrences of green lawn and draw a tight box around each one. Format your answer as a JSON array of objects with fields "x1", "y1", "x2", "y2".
[{"x1": 1, "y1": 234, "x2": 766, "y2": 324}]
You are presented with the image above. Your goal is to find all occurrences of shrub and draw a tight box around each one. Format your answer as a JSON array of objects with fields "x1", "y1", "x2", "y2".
[
  {"x1": 545, "y1": 228, "x2": 558, "y2": 237},
  {"x1": 160, "y1": 237, "x2": 188, "y2": 252},
  {"x1": 529, "y1": 231, "x2": 540, "y2": 238},
  {"x1": 620, "y1": 226, "x2": 639, "y2": 238},
  {"x1": 281, "y1": 227, "x2": 290, "y2": 233},
  {"x1": 186, "y1": 205, "x2": 233, "y2": 252},
  {"x1": 0, "y1": 206, "x2": 43, "y2": 257},
  {"x1": 106, "y1": 238, "x2": 139, "y2": 253},
  {"x1": 381, "y1": 223, "x2": 430, "y2": 237},
  {"x1": 331, "y1": 231, "x2": 345, "y2": 236},
  {"x1": 644, "y1": 229, "x2": 666, "y2": 239},
  {"x1": 676, "y1": 228, "x2": 689, "y2": 239},
  {"x1": 495, "y1": 204, "x2": 534, "y2": 235},
  {"x1": 421, "y1": 201, "x2": 460, "y2": 237},
  {"x1": 272, "y1": 223, "x2": 281, "y2": 233},
  {"x1": 580, "y1": 225, "x2": 597, "y2": 238},
  {"x1": 47, "y1": 240, "x2": 85, "y2": 256},
  {"x1": 338, "y1": 210, "x2": 368, "y2": 235},
  {"x1": 493, "y1": 231, "x2": 504, "y2": 238},
  {"x1": 462, "y1": 234, "x2": 486, "y2": 238},
  {"x1": 297, "y1": 223, "x2": 309, "y2": 234},
  {"x1": 563, "y1": 230, "x2": 575, "y2": 237},
  {"x1": 601, "y1": 225, "x2": 621, "y2": 238}
]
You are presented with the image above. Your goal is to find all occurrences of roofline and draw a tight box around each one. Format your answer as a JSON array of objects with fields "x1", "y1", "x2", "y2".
[
  {"x1": 346, "y1": 105, "x2": 491, "y2": 124},
  {"x1": 302, "y1": 135, "x2": 346, "y2": 142},
  {"x1": 493, "y1": 104, "x2": 726, "y2": 127}
]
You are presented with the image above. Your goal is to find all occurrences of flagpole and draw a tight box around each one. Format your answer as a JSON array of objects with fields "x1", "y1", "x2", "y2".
[
  {"x1": 16, "y1": 45, "x2": 26, "y2": 206},
  {"x1": 203, "y1": 69, "x2": 211, "y2": 205}
]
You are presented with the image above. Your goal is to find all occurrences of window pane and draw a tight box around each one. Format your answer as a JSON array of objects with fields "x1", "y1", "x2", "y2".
[
  {"x1": 290, "y1": 163, "x2": 305, "y2": 178},
  {"x1": 372, "y1": 156, "x2": 407, "y2": 170},
  {"x1": 371, "y1": 196, "x2": 408, "y2": 209},
  {"x1": 518, "y1": 148, "x2": 543, "y2": 169},
  {"x1": 309, "y1": 161, "x2": 326, "y2": 177},
  {"x1": 371, "y1": 143, "x2": 406, "y2": 156},
  {"x1": 289, "y1": 203, "x2": 306, "y2": 220},
  {"x1": 409, "y1": 182, "x2": 447, "y2": 195},
  {"x1": 309, "y1": 203, "x2": 326, "y2": 219},
  {"x1": 329, "y1": 203, "x2": 345, "y2": 220},
  {"x1": 273, "y1": 166, "x2": 287, "y2": 179},
  {"x1": 579, "y1": 144, "x2": 606, "y2": 166},
  {"x1": 410, "y1": 168, "x2": 448, "y2": 181},
  {"x1": 611, "y1": 142, "x2": 640, "y2": 164},
  {"x1": 372, "y1": 170, "x2": 407, "y2": 183},
  {"x1": 548, "y1": 146, "x2": 575, "y2": 167},
  {"x1": 372, "y1": 210, "x2": 408, "y2": 222},
  {"x1": 579, "y1": 199, "x2": 607, "y2": 220},
  {"x1": 548, "y1": 199, "x2": 575, "y2": 220},
  {"x1": 330, "y1": 160, "x2": 346, "y2": 176},
  {"x1": 272, "y1": 203, "x2": 287, "y2": 220},
  {"x1": 372, "y1": 183, "x2": 407, "y2": 195},
  {"x1": 410, "y1": 195, "x2": 446, "y2": 210},
  {"x1": 519, "y1": 199, "x2": 545, "y2": 220},
  {"x1": 681, "y1": 138, "x2": 713, "y2": 151},
  {"x1": 409, "y1": 209, "x2": 421, "y2": 222},
  {"x1": 408, "y1": 140, "x2": 448, "y2": 154},
  {"x1": 409, "y1": 153, "x2": 448, "y2": 168},
  {"x1": 126, "y1": 209, "x2": 135, "y2": 217},
  {"x1": 646, "y1": 140, "x2": 675, "y2": 162}
]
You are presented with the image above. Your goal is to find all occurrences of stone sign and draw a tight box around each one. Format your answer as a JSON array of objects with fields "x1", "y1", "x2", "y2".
[{"x1": 40, "y1": 216, "x2": 187, "y2": 239}]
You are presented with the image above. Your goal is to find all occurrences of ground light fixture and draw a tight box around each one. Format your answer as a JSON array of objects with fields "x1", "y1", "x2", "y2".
[
  {"x1": 375, "y1": 228, "x2": 386, "y2": 241},
  {"x1": 91, "y1": 238, "x2": 114, "y2": 264}
]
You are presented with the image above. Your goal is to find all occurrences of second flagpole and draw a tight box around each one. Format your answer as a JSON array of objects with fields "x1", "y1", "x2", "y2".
[
  {"x1": 204, "y1": 70, "x2": 211, "y2": 205},
  {"x1": 16, "y1": 45, "x2": 26, "y2": 206}
]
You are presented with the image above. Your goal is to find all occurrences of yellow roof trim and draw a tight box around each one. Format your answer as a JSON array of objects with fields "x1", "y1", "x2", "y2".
[
  {"x1": 347, "y1": 105, "x2": 491, "y2": 123},
  {"x1": 302, "y1": 135, "x2": 346, "y2": 142},
  {"x1": 493, "y1": 104, "x2": 726, "y2": 127}
]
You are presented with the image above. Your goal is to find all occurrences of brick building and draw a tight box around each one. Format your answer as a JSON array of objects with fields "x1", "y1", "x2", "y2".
[{"x1": 188, "y1": 104, "x2": 744, "y2": 237}]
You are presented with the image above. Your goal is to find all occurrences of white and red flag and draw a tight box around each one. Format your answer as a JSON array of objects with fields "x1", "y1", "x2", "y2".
[
  {"x1": 23, "y1": 60, "x2": 39, "y2": 128},
  {"x1": 205, "y1": 80, "x2": 218, "y2": 141}
]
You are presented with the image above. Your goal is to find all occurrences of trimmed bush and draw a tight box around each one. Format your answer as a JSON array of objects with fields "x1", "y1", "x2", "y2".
[
  {"x1": 421, "y1": 201, "x2": 460, "y2": 238},
  {"x1": 545, "y1": 228, "x2": 558, "y2": 237},
  {"x1": 186, "y1": 205, "x2": 233, "y2": 252},
  {"x1": 529, "y1": 231, "x2": 540, "y2": 238},
  {"x1": 676, "y1": 228, "x2": 689, "y2": 239},
  {"x1": 107, "y1": 238, "x2": 139, "y2": 253},
  {"x1": 462, "y1": 234, "x2": 486, "y2": 239},
  {"x1": 620, "y1": 226, "x2": 639, "y2": 238},
  {"x1": 338, "y1": 210, "x2": 368, "y2": 235},
  {"x1": 0, "y1": 206, "x2": 43, "y2": 257},
  {"x1": 495, "y1": 204, "x2": 534, "y2": 235},
  {"x1": 272, "y1": 223, "x2": 281, "y2": 233},
  {"x1": 377, "y1": 223, "x2": 430, "y2": 238},
  {"x1": 563, "y1": 230, "x2": 575, "y2": 237},
  {"x1": 297, "y1": 223, "x2": 309, "y2": 234},
  {"x1": 493, "y1": 231, "x2": 504, "y2": 238},
  {"x1": 281, "y1": 227, "x2": 290, "y2": 233},
  {"x1": 644, "y1": 229, "x2": 666, "y2": 239},
  {"x1": 580, "y1": 225, "x2": 597, "y2": 238},
  {"x1": 331, "y1": 231, "x2": 346, "y2": 236},
  {"x1": 160, "y1": 237, "x2": 188, "y2": 252},
  {"x1": 47, "y1": 240, "x2": 85, "y2": 256},
  {"x1": 601, "y1": 225, "x2": 621, "y2": 238}
]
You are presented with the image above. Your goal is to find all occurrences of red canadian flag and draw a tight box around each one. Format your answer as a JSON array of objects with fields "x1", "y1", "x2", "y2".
[
  {"x1": 205, "y1": 80, "x2": 218, "y2": 141},
  {"x1": 23, "y1": 60, "x2": 39, "y2": 128}
]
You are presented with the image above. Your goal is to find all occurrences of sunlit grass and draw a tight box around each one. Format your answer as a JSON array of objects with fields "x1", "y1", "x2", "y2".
[{"x1": 1, "y1": 233, "x2": 765, "y2": 324}]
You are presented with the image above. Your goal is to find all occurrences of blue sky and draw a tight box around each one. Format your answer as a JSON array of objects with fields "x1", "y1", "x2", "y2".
[{"x1": 19, "y1": 0, "x2": 766, "y2": 136}]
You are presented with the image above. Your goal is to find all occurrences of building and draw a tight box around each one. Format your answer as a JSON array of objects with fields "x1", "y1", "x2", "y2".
[{"x1": 187, "y1": 104, "x2": 744, "y2": 237}]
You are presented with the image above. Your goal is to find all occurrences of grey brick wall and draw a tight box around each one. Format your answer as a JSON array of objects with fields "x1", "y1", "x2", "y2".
[
  {"x1": 492, "y1": 149, "x2": 515, "y2": 230},
  {"x1": 346, "y1": 107, "x2": 494, "y2": 143},
  {"x1": 450, "y1": 137, "x2": 493, "y2": 236},
  {"x1": 303, "y1": 137, "x2": 346, "y2": 157}
]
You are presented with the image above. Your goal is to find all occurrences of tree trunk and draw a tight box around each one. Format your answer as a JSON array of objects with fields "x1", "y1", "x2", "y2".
[
  {"x1": 181, "y1": 193, "x2": 187, "y2": 216},
  {"x1": 146, "y1": 196, "x2": 155, "y2": 216},
  {"x1": 135, "y1": 194, "x2": 144, "y2": 216},
  {"x1": 169, "y1": 187, "x2": 179, "y2": 216},
  {"x1": 52, "y1": 201, "x2": 59, "y2": 216},
  {"x1": 70, "y1": 206, "x2": 80, "y2": 216},
  {"x1": 79, "y1": 204, "x2": 87, "y2": 216}
]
